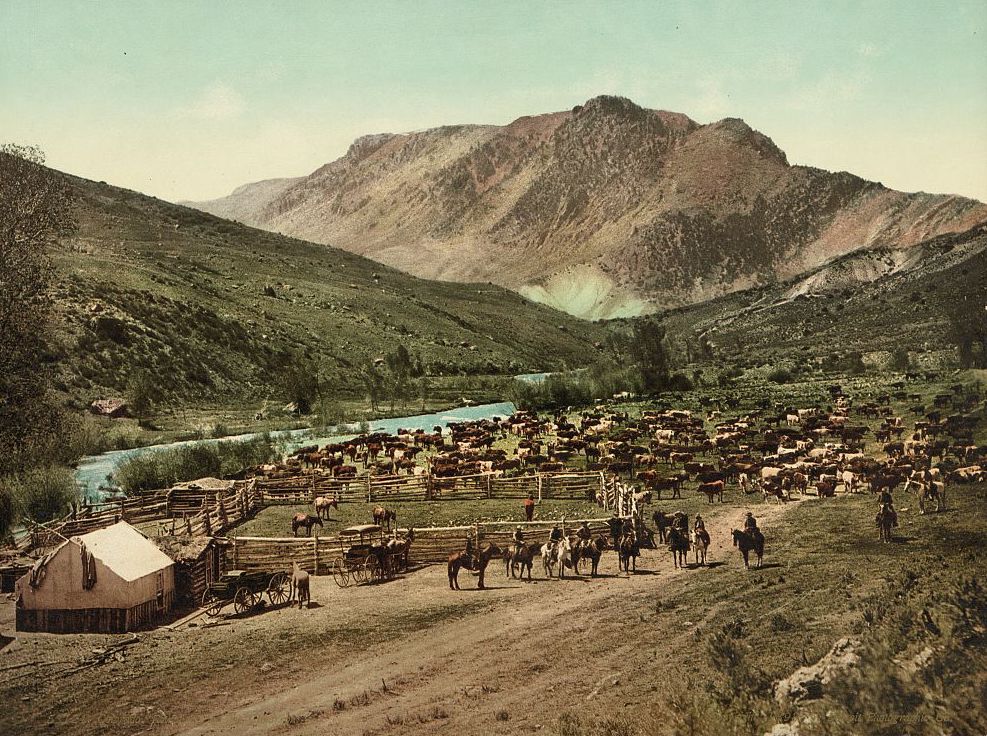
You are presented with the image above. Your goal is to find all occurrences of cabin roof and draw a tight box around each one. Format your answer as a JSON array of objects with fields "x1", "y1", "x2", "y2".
[{"x1": 74, "y1": 521, "x2": 173, "y2": 582}]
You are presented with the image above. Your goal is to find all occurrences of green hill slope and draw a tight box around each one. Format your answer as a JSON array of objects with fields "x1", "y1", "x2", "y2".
[{"x1": 48, "y1": 175, "x2": 607, "y2": 411}]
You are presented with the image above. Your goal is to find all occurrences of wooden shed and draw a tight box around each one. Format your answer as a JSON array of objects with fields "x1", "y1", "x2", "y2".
[
  {"x1": 154, "y1": 535, "x2": 223, "y2": 609},
  {"x1": 15, "y1": 521, "x2": 175, "y2": 634}
]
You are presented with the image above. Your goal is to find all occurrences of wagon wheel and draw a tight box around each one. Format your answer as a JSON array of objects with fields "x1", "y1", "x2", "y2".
[
  {"x1": 233, "y1": 587, "x2": 256, "y2": 614},
  {"x1": 202, "y1": 589, "x2": 224, "y2": 617},
  {"x1": 351, "y1": 558, "x2": 368, "y2": 584},
  {"x1": 362, "y1": 557, "x2": 380, "y2": 583},
  {"x1": 267, "y1": 572, "x2": 290, "y2": 605},
  {"x1": 332, "y1": 560, "x2": 351, "y2": 588}
]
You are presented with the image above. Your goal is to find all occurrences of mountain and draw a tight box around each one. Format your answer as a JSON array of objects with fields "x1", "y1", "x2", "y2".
[
  {"x1": 38, "y1": 166, "x2": 608, "y2": 410},
  {"x1": 189, "y1": 95, "x2": 987, "y2": 320},
  {"x1": 657, "y1": 222, "x2": 987, "y2": 368}
]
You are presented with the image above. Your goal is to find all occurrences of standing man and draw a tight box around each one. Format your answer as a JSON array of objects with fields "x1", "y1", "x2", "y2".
[
  {"x1": 607, "y1": 511, "x2": 623, "y2": 550},
  {"x1": 523, "y1": 493, "x2": 536, "y2": 522}
]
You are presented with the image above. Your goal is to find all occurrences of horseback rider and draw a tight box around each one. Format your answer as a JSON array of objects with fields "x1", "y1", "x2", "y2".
[
  {"x1": 576, "y1": 520, "x2": 593, "y2": 552},
  {"x1": 878, "y1": 487, "x2": 895, "y2": 509},
  {"x1": 694, "y1": 513, "x2": 706, "y2": 532},
  {"x1": 512, "y1": 525, "x2": 525, "y2": 554},
  {"x1": 548, "y1": 524, "x2": 563, "y2": 553},
  {"x1": 464, "y1": 532, "x2": 476, "y2": 570},
  {"x1": 743, "y1": 512, "x2": 759, "y2": 535},
  {"x1": 672, "y1": 511, "x2": 687, "y2": 533}
]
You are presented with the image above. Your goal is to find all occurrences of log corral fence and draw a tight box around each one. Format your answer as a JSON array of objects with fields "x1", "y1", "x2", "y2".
[{"x1": 225, "y1": 518, "x2": 619, "y2": 575}]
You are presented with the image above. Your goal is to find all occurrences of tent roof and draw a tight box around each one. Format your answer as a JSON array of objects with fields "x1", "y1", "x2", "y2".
[{"x1": 74, "y1": 522, "x2": 173, "y2": 582}]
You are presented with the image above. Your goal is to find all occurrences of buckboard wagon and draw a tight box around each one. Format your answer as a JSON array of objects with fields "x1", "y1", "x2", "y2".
[
  {"x1": 201, "y1": 569, "x2": 290, "y2": 615},
  {"x1": 332, "y1": 525, "x2": 402, "y2": 588}
]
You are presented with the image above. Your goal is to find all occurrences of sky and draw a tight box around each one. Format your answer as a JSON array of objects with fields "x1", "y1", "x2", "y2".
[{"x1": 2, "y1": 0, "x2": 986, "y2": 202}]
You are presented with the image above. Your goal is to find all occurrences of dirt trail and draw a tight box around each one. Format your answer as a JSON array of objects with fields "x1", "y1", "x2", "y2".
[{"x1": 170, "y1": 500, "x2": 800, "y2": 736}]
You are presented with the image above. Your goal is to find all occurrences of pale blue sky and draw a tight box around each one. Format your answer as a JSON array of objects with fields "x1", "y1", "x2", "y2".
[{"x1": 2, "y1": 1, "x2": 985, "y2": 202}]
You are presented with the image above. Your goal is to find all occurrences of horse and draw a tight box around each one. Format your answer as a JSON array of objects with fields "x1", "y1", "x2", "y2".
[
  {"x1": 372, "y1": 506, "x2": 397, "y2": 531},
  {"x1": 571, "y1": 535, "x2": 608, "y2": 577},
  {"x1": 541, "y1": 536, "x2": 573, "y2": 579},
  {"x1": 291, "y1": 513, "x2": 323, "y2": 537},
  {"x1": 290, "y1": 562, "x2": 310, "y2": 609},
  {"x1": 617, "y1": 531, "x2": 639, "y2": 574},
  {"x1": 652, "y1": 511, "x2": 671, "y2": 544},
  {"x1": 875, "y1": 504, "x2": 897, "y2": 542},
  {"x1": 508, "y1": 542, "x2": 542, "y2": 581},
  {"x1": 732, "y1": 528, "x2": 764, "y2": 569},
  {"x1": 386, "y1": 528, "x2": 415, "y2": 572},
  {"x1": 448, "y1": 543, "x2": 502, "y2": 590},
  {"x1": 667, "y1": 526, "x2": 690, "y2": 569},
  {"x1": 692, "y1": 527, "x2": 711, "y2": 565},
  {"x1": 314, "y1": 495, "x2": 339, "y2": 521}
]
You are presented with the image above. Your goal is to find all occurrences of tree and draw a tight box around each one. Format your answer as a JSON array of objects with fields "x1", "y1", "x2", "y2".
[
  {"x1": 279, "y1": 357, "x2": 321, "y2": 414},
  {"x1": 945, "y1": 292, "x2": 987, "y2": 368},
  {"x1": 625, "y1": 321, "x2": 671, "y2": 392},
  {"x1": 0, "y1": 144, "x2": 75, "y2": 476}
]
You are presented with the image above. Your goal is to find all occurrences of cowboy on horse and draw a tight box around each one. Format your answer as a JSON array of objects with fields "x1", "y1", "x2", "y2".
[
  {"x1": 694, "y1": 513, "x2": 706, "y2": 532},
  {"x1": 575, "y1": 520, "x2": 593, "y2": 553},
  {"x1": 512, "y1": 525, "x2": 525, "y2": 555},
  {"x1": 463, "y1": 532, "x2": 476, "y2": 571},
  {"x1": 743, "y1": 512, "x2": 759, "y2": 535},
  {"x1": 547, "y1": 524, "x2": 563, "y2": 551}
]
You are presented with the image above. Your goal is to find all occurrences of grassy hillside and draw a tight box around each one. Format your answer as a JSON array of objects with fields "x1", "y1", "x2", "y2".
[{"x1": 48, "y1": 175, "x2": 608, "y2": 417}]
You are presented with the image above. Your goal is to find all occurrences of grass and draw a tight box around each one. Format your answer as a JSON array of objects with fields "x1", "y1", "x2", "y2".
[{"x1": 48, "y1": 173, "x2": 609, "y2": 421}]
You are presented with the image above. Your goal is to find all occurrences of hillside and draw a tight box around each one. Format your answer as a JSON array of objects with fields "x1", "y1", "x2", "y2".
[
  {"x1": 190, "y1": 95, "x2": 987, "y2": 320},
  {"x1": 657, "y1": 222, "x2": 987, "y2": 369},
  {"x1": 44, "y1": 171, "x2": 609, "y2": 411}
]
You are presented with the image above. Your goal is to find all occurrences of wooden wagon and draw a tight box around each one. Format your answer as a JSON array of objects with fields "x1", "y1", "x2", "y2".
[
  {"x1": 201, "y1": 569, "x2": 290, "y2": 615},
  {"x1": 331, "y1": 524, "x2": 399, "y2": 588}
]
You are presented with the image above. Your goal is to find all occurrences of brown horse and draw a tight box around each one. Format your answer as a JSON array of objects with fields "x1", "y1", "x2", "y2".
[
  {"x1": 692, "y1": 527, "x2": 711, "y2": 565},
  {"x1": 314, "y1": 495, "x2": 339, "y2": 521},
  {"x1": 386, "y1": 528, "x2": 415, "y2": 572},
  {"x1": 667, "y1": 526, "x2": 690, "y2": 569},
  {"x1": 875, "y1": 504, "x2": 897, "y2": 542},
  {"x1": 372, "y1": 506, "x2": 396, "y2": 531},
  {"x1": 507, "y1": 542, "x2": 542, "y2": 581},
  {"x1": 291, "y1": 513, "x2": 323, "y2": 537},
  {"x1": 290, "y1": 562, "x2": 310, "y2": 609},
  {"x1": 732, "y1": 528, "x2": 764, "y2": 569},
  {"x1": 618, "y1": 531, "x2": 639, "y2": 573},
  {"x1": 448, "y1": 543, "x2": 503, "y2": 590},
  {"x1": 571, "y1": 535, "x2": 608, "y2": 576}
]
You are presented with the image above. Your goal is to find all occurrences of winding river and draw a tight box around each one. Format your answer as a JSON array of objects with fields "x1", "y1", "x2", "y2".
[{"x1": 74, "y1": 401, "x2": 517, "y2": 501}]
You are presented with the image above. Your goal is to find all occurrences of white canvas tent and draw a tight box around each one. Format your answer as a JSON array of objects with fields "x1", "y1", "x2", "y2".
[{"x1": 16, "y1": 521, "x2": 175, "y2": 633}]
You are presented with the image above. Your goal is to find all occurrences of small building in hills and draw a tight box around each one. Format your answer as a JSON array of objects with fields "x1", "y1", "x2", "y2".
[{"x1": 15, "y1": 521, "x2": 175, "y2": 634}]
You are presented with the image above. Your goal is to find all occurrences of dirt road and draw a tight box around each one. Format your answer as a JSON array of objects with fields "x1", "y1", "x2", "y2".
[{"x1": 170, "y1": 501, "x2": 797, "y2": 736}]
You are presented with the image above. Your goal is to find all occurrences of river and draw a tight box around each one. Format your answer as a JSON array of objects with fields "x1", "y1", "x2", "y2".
[{"x1": 73, "y1": 401, "x2": 517, "y2": 501}]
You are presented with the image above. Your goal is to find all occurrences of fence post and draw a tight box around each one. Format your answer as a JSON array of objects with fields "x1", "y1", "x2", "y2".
[
  {"x1": 313, "y1": 536, "x2": 320, "y2": 575},
  {"x1": 537, "y1": 474, "x2": 543, "y2": 503},
  {"x1": 367, "y1": 475, "x2": 373, "y2": 503},
  {"x1": 486, "y1": 473, "x2": 492, "y2": 499}
]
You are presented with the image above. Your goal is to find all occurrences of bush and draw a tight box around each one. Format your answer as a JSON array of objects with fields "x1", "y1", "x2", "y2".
[
  {"x1": 767, "y1": 367, "x2": 793, "y2": 384},
  {"x1": 114, "y1": 434, "x2": 285, "y2": 494},
  {"x1": 1, "y1": 465, "x2": 80, "y2": 523}
]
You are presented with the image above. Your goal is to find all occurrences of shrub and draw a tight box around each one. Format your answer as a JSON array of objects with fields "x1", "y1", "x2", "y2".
[
  {"x1": 2, "y1": 465, "x2": 80, "y2": 523},
  {"x1": 767, "y1": 367, "x2": 793, "y2": 384}
]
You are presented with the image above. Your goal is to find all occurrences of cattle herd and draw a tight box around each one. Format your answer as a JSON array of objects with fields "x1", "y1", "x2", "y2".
[{"x1": 253, "y1": 380, "x2": 984, "y2": 577}]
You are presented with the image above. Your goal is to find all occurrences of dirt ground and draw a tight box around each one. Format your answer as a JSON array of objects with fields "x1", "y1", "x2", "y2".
[{"x1": 0, "y1": 500, "x2": 799, "y2": 736}]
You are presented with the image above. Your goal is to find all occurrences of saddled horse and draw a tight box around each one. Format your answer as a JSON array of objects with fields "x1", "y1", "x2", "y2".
[
  {"x1": 692, "y1": 527, "x2": 711, "y2": 565},
  {"x1": 314, "y1": 495, "x2": 339, "y2": 521},
  {"x1": 507, "y1": 542, "x2": 542, "y2": 581},
  {"x1": 572, "y1": 535, "x2": 608, "y2": 577},
  {"x1": 291, "y1": 513, "x2": 323, "y2": 537},
  {"x1": 732, "y1": 528, "x2": 765, "y2": 569},
  {"x1": 372, "y1": 505, "x2": 397, "y2": 531},
  {"x1": 542, "y1": 537, "x2": 573, "y2": 579},
  {"x1": 448, "y1": 543, "x2": 503, "y2": 590},
  {"x1": 668, "y1": 526, "x2": 690, "y2": 569},
  {"x1": 875, "y1": 504, "x2": 897, "y2": 543},
  {"x1": 290, "y1": 562, "x2": 310, "y2": 609},
  {"x1": 618, "y1": 531, "x2": 639, "y2": 574}
]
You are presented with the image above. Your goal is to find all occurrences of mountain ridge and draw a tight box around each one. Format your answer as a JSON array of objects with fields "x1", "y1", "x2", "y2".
[{"x1": 188, "y1": 95, "x2": 987, "y2": 319}]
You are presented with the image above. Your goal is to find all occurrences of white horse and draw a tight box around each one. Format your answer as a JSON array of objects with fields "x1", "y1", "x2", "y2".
[
  {"x1": 541, "y1": 537, "x2": 572, "y2": 579},
  {"x1": 691, "y1": 528, "x2": 711, "y2": 566}
]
